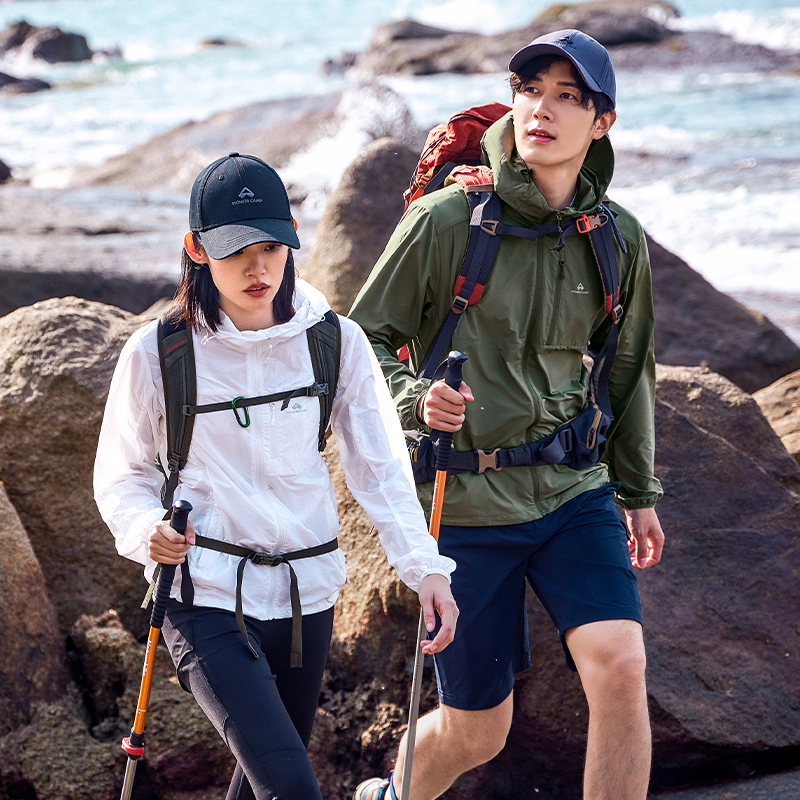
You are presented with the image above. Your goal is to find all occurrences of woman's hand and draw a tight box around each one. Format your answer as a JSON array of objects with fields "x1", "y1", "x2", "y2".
[
  {"x1": 417, "y1": 573, "x2": 459, "y2": 654},
  {"x1": 149, "y1": 518, "x2": 196, "y2": 564}
]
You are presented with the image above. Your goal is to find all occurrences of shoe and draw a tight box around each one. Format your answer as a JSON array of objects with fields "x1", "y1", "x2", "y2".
[{"x1": 353, "y1": 775, "x2": 393, "y2": 800}]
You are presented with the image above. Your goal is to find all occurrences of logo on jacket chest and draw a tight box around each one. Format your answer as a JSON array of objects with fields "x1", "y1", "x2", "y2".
[
  {"x1": 571, "y1": 282, "x2": 590, "y2": 296},
  {"x1": 286, "y1": 401, "x2": 306, "y2": 414}
]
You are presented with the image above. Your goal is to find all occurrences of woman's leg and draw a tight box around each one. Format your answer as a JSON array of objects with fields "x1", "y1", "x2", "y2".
[
  {"x1": 224, "y1": 607, "x2": 334, "y2": 800},
  {"x1": 162, "y1": 602, "x2": 332, "y2": 800}
]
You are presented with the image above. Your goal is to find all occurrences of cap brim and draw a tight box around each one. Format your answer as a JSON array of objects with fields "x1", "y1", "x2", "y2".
[
  {"x1": 199, "y1": 218, "x2": 300, "y2": 260},
  {"x1": 508, "y1": 42, "x2": 604, "y2": 95}
]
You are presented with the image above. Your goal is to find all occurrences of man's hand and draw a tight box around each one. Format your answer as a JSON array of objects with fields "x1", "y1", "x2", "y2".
[
  {"x1": 417, "y1": 379, "x2": 474, "y2": 432},
  {"x1": 417, "y1": 573, "x2": 459, "y2": 654},
  {"x1": 149, "y1": 518, "x2": 196, "y2": 564},
  {"x1": 624, "y1": 507, "x2": 664, "y2": 569}
]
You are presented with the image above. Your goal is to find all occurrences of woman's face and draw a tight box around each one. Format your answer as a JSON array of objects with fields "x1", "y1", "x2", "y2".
[{"x1": 203, "y1": 240, "x2": 288, "y2": 331}]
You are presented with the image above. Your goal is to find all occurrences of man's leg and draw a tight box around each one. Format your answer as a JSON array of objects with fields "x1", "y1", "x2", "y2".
[
  {"x1": 565, "y1": 619, "x2": 650, "y2": 800},
  {"x1": 391, "y1": 693, "x2": 513, "y2": 800}
]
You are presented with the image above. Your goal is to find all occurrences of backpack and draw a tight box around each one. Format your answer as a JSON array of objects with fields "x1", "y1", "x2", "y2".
[
  {"x1": 400, "y1": 104, "x2": 627, "y2": 483},
  {"x1": 155, "y1": 309, "x2": 341, "y2": 509}
]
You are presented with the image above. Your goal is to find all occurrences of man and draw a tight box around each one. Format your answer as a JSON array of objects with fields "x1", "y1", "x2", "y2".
[{"x1": 349, "y1": 29, "x2": 664, "y2": 800}]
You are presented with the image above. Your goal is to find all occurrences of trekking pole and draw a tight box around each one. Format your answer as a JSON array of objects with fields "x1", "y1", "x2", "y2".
[
  {"x1": 400, "y1": 350, "x2": 467, "y2": 800},
  {"x1": 120, "y1": 499, "x2": 192, "y2": 800}
]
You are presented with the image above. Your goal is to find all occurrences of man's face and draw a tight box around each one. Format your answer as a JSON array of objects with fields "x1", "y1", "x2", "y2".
[{"x1": 512, "y1": 59, "x2": 615, "y2": 175}]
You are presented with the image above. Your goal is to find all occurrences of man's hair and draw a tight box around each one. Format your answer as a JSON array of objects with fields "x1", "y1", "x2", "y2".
[
  {"x1": 509, "y1": 54, "x2": 614, "y2": 120},
  {"x1": 170, "y1": 233, "x2": 296, "y2": 331}
]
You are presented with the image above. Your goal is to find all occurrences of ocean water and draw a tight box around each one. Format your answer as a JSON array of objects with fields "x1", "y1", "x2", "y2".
[{"x1": 1, "y1": 0, "x2": 799, "y2": 338}]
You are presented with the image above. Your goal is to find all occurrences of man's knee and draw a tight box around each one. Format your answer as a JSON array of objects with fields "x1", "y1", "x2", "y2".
[
  {"x1": 567, "y1": 620, "x2": 647, "y2": 694},
  {"x1": 439, "y1": 696, "x2": 513, "y2": 767}
]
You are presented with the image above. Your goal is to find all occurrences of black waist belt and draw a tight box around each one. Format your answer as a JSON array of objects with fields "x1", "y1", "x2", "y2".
[{"x1": 192, "y1": 534, "x2": 339, "y2": 668}]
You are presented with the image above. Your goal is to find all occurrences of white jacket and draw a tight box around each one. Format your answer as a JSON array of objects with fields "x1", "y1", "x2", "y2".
[{"x1": 94, "y1": 279, "x2": 455, "y2": 621}]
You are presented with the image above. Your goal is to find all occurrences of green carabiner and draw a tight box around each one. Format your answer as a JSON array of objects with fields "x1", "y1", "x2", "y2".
[{"x1": 231, "y1": 397, "x2": 250, "y2": 428}]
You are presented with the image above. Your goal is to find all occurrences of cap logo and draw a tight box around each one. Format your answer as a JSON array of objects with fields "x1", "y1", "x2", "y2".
[
  {"x1": 556, "y1": 35, "x2": 576, "y2": 49},
  {"x1": 232, "y1": 186, "x2": 263, "y2": 207}
]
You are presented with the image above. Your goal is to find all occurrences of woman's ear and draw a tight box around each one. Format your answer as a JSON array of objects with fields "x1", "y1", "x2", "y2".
[{"x1": 184, "y1": 231, "x2": 207, "y2": 264}]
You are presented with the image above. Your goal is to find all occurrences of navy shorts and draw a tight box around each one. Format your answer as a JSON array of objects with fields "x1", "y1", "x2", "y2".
[{"x1": 431, "y1": 484, "x2": 641, "y2": 711}]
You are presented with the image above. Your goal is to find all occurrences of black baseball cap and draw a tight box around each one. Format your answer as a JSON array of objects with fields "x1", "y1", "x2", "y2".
[
  {"x1": 508, "y1": 29, "x2": 616, "y2": 109},
  {"x1": 189, "y1": 152, "x2": 300, "y2": 259}
]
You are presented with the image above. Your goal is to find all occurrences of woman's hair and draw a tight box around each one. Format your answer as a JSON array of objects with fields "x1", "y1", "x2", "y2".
[
  {"x1": 509, "y1": 54, "x2": 614, "y2": 120},
  {"x1": 169, "y1": 233, "x2": 296, "y2": 331}
]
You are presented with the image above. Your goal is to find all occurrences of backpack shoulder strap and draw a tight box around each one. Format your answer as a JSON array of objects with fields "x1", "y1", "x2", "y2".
[
  {"x1": 417, "y1": 185, "x2": 502, "y2": 379},
  {"x1": 306, "y1": 310, "x2": 341, "y2": 451},
  {"x1": 156, "y1": 314, "x2": 196, "y2": 509}
]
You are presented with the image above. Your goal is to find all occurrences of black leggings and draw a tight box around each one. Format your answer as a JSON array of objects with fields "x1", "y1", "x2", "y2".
[{"x1": 162, "y1": 600, "x2": 333, "y2": 800}]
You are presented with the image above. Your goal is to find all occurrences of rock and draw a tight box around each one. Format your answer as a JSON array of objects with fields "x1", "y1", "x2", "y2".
[
  {"x1": 0, "y1": 298, "x2": 163, "y2": 639},
  {"x1": 0, "y1": 70, "x2": 50, "y2": 94},
  {"x1": 70, "y1": 85, "x2": 422, "y2": 196},
  {"x1": 327, "y1": 1, "x2": 800, "y2": 77},
  {"x1": 0, "y1": 158, "x2": 10, "y2": 183},
  {"x1": 68, "y1": 610, "x2": 234, "y2": 794},
  {"x1": 0, "y1": 483, "x2": 67, "y2": 737},
  {"x1": 648, "y1": 234, "x2": 800, "y2": 393},
  {"x1": 754, "y1": 369, "x2": 800, "y2": 463},
  {"x1": 304, "y1": 138, "x2": 420, "y2": 313},
  {"x1": 200, "y1": 37, "x2": 245, "y2": 48},
  {"x1": 0, "y1": 20, "x2": 93, "y2": 63},
  {"x1": 533, "y1": 0, "x2": 675, "y2": 45}
]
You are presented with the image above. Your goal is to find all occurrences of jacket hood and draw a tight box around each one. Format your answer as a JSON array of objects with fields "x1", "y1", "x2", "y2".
[
  {"x1": 210, "y1": 278, "x2": 332, "y2": 348},
  {"x1": 482, "y1": 111, "x2": 615, "y2": 223}
]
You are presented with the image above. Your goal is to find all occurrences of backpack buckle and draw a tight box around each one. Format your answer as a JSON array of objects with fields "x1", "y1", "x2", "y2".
[
  {"x1": 576, "y1": 213, "x2": 607, "y2": 234},
  {"x1": 612, "y1": 304, "x2": 624, "y2": 324},
  {"x1": 476, "y1": 447, "x2": 501, "y2": 473},
  {"x1": 451, "y1": 295, "x2": 469, "y2": 315},
  {"x1": 480, "y1": 220, "x2": 499, "y2": 235}
]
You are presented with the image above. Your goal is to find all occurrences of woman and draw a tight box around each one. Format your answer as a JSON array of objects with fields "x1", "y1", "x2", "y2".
[{"x1": 94, "y1": 152, "x2": 458, "y2": 800}]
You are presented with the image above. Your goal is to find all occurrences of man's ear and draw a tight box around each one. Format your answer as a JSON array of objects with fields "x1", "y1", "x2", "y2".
[
  {"x1": 592, "y1": 109, "x2": 616, "y2": 140},
  {"x1": 184, "y1": 231, "x2": 207, "y2": 263}
]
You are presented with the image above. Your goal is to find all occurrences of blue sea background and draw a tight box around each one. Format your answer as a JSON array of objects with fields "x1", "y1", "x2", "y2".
[{"x1": 1, "y1": 0, "x2": 798, "y2": 340}]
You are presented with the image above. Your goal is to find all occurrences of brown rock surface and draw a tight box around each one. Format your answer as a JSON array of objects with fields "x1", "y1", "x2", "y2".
[
  {"x1": 0, "y1": 482, "x2": 66, "y2": 736},
  {"x1": 304, "y1": 138, "x2": 420, "y2": 313},
  {"x1": 754, "y1": 370, "x2": 800, "y2": 464},
  {"x1": 648, "y1": 235, "x2": 800, "y2": 393},
  {"x1": 0, "y1": 298, "x2": 162, "y2": 638}
]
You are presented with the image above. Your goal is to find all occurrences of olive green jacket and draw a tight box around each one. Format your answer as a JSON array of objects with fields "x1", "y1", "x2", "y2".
[{"x1": 349, "y1": 113, "x2": 663, "y2": 525}]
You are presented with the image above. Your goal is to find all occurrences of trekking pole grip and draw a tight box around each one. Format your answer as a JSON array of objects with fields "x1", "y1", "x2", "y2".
[
  {"x1": 435, "y1": 351, "x2": 468, "y2": 473},
  {"x1": 150, "y1": 500, "x2": 192, "y2": 629}
]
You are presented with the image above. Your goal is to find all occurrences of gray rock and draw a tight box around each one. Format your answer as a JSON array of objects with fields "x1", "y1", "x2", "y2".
[
  {"x1": 304, "y1": 137, "x2": 420, "y2": 314},
  {"x1": 0, "y1": 70, "x2": 50, "y2": 94},
  {"x1": 0, "y1": 483, "x2": 66, "y2": 737},
  {"x1": 0, "y1": 158, "x2": 10, "y2": 183},
  {"x1": 0, "y1": 298, "x2": 163, "y2": 639},
  {"x1": 754, "y1": 369, "x2": 800, "y2": 463},
  {"x1": 648, "y1": 234, "x2": 800, "y2": 394},
  {"x1": 0, "y1": 20, "x2": 93, "y2": 63}
]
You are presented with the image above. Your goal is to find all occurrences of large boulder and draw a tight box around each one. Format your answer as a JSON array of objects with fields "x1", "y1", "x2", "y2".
[
  {"x1": 648, "y1": 235, "x2": 800, "y2": 393},
  {"x1": 0, "y1": 483, "x2": 67, "y2": 737},
  {"x1": 69, "y1": 84, "x2": 422, "y2": 197},
  {"x1": 754, "y1": 369, "x2": 800, "y2": 463},
  {"x1": 304, "y1": 137, "x2": 420, "y2": 313},
  {"x1": 0, "y1": 20, "x2": 93, "y2": 62},
  {"x1": 0, "y1": 298, "x2": 161, "y2": 638}
]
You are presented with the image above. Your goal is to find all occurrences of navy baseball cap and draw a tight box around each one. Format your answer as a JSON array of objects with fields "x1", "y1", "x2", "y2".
[
  {"x1": 508, "y1": 29, "x2": 616, "y2": 108},
  {"x1": 189, "y1": 152, "x2": 300, "y2": 260}
]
